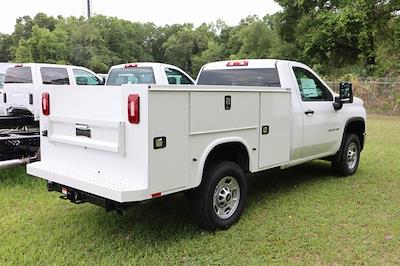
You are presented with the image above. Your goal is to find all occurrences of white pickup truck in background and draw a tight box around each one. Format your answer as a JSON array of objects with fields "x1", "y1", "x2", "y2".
[
  {"x1": 27, "y1": 59, "x2": 366, "y2": 230},
  {"x1": 106, "y1": 62, "x2": 195, "y2": 86},
  {"x1": 3, "y1": 63, "x2": 104, "y2": 121}
]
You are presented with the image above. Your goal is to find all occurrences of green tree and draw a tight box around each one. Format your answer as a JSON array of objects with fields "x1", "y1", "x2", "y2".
[
  {"x1": 274, "y1": 0, "x2": 400, "y2": 74},
  {"x1": 13, "y1": 25, "x2": 70, "y2": 63},
  {"x1": 163, "y1": 24, "x2": 214, "y2": 74}
]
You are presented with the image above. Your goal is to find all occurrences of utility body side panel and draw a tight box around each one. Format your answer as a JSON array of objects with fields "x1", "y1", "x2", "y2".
[
  {"x1": 258, "y1": 92, "x2": 291, "y2": 168},
  {"x1": 148, "y1": 90, "x2": 190, "y2": 194}
]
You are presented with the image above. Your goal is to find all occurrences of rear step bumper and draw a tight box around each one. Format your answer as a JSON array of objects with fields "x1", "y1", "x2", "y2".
[{"x1": 27, "y1": 162, "x2": 149, "y2": 203}]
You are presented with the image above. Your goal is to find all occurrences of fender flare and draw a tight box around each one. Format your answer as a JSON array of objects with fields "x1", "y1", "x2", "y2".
[
  {"x1": 194, "y1": 137, "x2": 253, "y2": 188},
  {"x1": 334, "y1": 117, "x2": 365, "y2": 162}
]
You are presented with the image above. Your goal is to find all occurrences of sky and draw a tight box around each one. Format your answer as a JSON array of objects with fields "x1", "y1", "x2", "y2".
[{"x1": 0, "y1": 0, "x2": 282, "y2": 34}]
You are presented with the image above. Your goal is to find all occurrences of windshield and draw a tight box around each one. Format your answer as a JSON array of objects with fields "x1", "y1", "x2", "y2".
[
  {"x1": 197, "y1": 68, "x2": 281, "y2": 87},
  {"x1": 106, "y1": 67, "x2": 155, "y2": 86},
  {"x1": 0, "y1": 73, "x2": 4, "y2": 88},
  {"x1": 4, "y1": 67, "x2": 33, "y2": 84}
]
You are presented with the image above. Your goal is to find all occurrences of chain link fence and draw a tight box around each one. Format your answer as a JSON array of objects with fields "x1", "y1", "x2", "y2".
[{"x1": 327, "y1": 80, "x2": 400, "y2": 115}]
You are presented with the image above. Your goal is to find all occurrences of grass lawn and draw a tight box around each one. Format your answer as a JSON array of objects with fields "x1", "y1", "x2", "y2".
[{"x1": 1, "y1": 115, "x2": 399, "y2": 265}]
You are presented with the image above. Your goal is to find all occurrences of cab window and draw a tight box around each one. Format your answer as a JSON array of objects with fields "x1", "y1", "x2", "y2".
[
  {"x1": 0, "y1": 73, "x2": 5, "y2": 88},
  {"x1": 41, "y1": 67, "x2": 70, "y2": 85},
  {"x1": 165, "y1": 68, "x2": 193, "y2": 85},
  {"x1": 5, "y1": 67, "x2": 33, "y2": 84},
  {"x1": 73, "y1": 69, "x2": 102, "y2": 85},
  {"x1": 293, "y1": 67, "x2": 333, "y2": 101},
  {"x1": 106, "y1": 67, "x2": 155, "y2": 86}
]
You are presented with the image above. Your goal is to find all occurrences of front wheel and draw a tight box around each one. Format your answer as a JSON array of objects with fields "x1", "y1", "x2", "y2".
[
  {"x1": 191, "y1": 161, "x2": 247, "y2": 231},
  {"x1": 332, "y1": 133, "x2": 361, "y2": 176}
]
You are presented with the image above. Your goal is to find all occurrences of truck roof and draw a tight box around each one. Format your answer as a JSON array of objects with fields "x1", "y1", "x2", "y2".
[
  {"x1": 109, "y1": 62, "x2": 186, "y2": 71},
  {"x1": 201, "y1": 59, "x2": 281, "y2": 70},
  {"x1": 10, "y1": 63, "x2": 95, "y2": 71}
]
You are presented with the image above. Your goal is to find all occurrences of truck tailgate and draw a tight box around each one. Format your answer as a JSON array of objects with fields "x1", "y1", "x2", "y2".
[{"x1": 27, "y1": 85, "x2": 150, "y2": 202}]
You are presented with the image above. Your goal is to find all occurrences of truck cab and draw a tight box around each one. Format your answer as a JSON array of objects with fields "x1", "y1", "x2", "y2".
[
  {"x1": 197, "y1": 59, "x2": 366, "y2": 166},
  {"x1": 3, "y1": 63, "x2": 103, "y2": 120},
  {"x1": 106, "y1": 62, "x2": 195, "y2": 86}
]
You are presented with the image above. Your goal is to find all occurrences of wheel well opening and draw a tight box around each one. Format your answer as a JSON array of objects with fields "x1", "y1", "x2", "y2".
[
  {"x1": 346, "y1": 120, "x2": 365, "y2": 150},
  {"x1": 204, "y1": 142, "x2": 250, "y2": 173}
]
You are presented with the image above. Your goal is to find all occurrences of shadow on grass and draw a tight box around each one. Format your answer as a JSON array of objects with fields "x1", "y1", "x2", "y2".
[
  {"x1": 81, "y1": 160, "x2": 337, "y2": 247},
  {"x1": 1, "y1": 161, "x2": 337, "y2": 249}
]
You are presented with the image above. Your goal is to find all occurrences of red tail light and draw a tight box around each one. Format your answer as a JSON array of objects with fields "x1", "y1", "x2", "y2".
[
  {"x1": 42, "y1": 92, "x2": 50, "y2": 116},
  {"x1": 15, "y1": 64, "x2": 23, "y2": 67},
  {"x1": 128, "y1": 94, "x2": 140, "y2": 124},
  {"x1": 227, "y1": 60, "x2": 249, "y2": 67}
]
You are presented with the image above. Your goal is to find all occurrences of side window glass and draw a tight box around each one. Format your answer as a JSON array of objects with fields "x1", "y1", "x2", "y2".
[
  {"x1": 0, "y1": 73, "x2": 5, "y2": 88},
  {"x1": 41, "y1": 67, "x2": 70, "y2": 85},
  {"x1": 293, "y1": 67, "x2": 333, "y2": 101},
  {"x1": 73, "y1": 69, "x2": 101, "y2": 85},
  {"x1": 165, "y1": 68, "x2": 193, "y2": 85}
]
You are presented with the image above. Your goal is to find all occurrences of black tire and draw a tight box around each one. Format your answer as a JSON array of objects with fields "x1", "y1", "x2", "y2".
[
  {"x1": 332, "y1": 133, "x2": 361, "y2": 176},
  {"x1": 191, "y1": 161, "x2": 247, "y2": 231}
]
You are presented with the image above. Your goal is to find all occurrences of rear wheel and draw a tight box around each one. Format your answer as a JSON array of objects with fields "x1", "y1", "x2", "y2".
[
  {"x1": 332, "y1": 133, "x2": 361, "y2": 176},
  {"x1": 191, "y1": 161, "x2": 247, "y2": 231}
]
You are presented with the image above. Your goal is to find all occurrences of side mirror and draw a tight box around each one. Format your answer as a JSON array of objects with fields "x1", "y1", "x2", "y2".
[
  {"x1": 102, "y1": 77, "x2": 106, "y2": 85},
  {"x1": 333, "y1": 96, "x2": 343, "y2": 111},
  {"x1": 339, "y1": 82, "x2": 353, "y2": 103}
]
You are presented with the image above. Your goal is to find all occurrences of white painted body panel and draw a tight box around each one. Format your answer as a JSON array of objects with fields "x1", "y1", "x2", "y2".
[{"x1": 27, "y1": 59, "x2": 367, "y2": 203}]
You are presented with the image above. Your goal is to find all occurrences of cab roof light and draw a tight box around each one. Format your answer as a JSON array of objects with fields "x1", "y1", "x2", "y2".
[
  {"x1": 15, "y1": 64, "x2": 23, "y2": 67},
  {"x1": 125, "y1": 64, "x2": 138, "y2": 68},
  {"x1": 226, "y1": 60, "x2": 249, "y2": 67}
]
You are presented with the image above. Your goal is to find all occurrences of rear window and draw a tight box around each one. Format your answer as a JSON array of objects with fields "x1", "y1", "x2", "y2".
[
  {"x1": 41, "y1": 67, "x2": 70, "y2": 85},
  {"x1": 106, "y1": 67, "x2": 155, "y2": 86},
  {"x1": 197, "y1": 68, "x2": 281, "y2": 87},
  {"x1": 4, "y1": 67, "x2": 33, "y2": 84},
  {"x1": 0, "y1": 73, "x2": 4, "y2": 88}
]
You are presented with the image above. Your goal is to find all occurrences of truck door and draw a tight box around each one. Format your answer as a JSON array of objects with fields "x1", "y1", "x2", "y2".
[{"x1": 291, "y1": 66, "x2": 342, "y2": 158}]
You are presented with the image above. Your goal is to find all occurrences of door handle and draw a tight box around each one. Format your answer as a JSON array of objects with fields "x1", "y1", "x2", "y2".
[{"x1": 305, "y1": 110, "x2": 314, "y2": 115}]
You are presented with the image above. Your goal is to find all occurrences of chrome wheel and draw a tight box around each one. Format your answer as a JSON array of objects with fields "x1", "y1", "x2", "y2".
[
  {"x1": 213, "y1": 176, "x2": 240, "y2": 220},
  {"x1": 346, "y1": 142, "x2": 358, "y2": 169}
]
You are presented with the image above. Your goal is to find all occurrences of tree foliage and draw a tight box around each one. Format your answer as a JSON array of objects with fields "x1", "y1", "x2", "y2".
[{"x1": 0, "y1": 5, "x2": 399, "y2": 77}]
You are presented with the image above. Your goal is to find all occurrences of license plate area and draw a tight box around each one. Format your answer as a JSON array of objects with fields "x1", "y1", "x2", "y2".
[{"x1": 76, "y1": 124, "x2": 91, "y2": 138}]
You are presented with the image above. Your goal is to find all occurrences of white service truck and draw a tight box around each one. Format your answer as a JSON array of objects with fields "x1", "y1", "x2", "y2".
[{"x1": 27, "y1": 59, "x2": 366, "y2": 230}]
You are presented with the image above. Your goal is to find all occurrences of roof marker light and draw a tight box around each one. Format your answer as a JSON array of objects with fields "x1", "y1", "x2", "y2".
[
  {"x1": 226, "y1": 60, "x2": 249, "y2": 67},
  {"x1": 125, "y1": 63, "x2": 138, "y2": 68}
]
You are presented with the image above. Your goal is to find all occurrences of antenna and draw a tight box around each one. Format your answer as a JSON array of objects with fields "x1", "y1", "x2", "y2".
[{"x1": 87, "y1": 0, "x2": 92, "y2": 19}]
